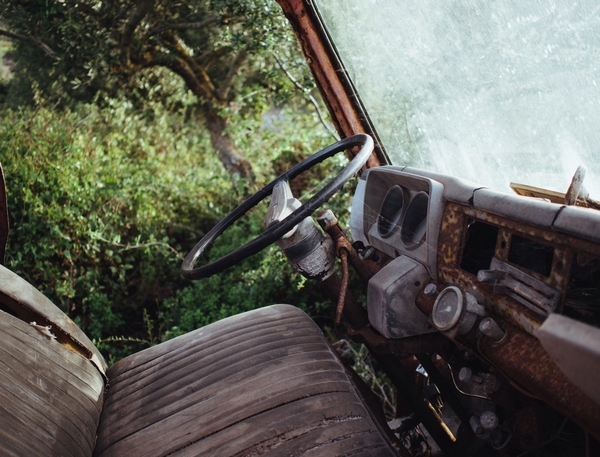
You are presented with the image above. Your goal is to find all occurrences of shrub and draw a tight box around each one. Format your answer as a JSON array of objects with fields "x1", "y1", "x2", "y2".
[{"x1": 0, "y1": 98, "x2": 349, "y2": 364}]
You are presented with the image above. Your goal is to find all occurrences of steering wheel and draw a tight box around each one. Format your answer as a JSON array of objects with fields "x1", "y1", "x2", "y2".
[{"x1": 181, "y1": 134, "x2": 374, "y2": 280}]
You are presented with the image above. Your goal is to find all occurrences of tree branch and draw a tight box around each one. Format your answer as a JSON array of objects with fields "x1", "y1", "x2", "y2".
[
  {"x1": 121, "y1": 0, "x2": 154, "y2": 66},
  {"x1": 273, "y1": 54, "x2": 338, "y2": 140},
  {"x1": 150, "y1": 52, "x2": 217, "y2": 103},
  {"x1": 157, "y1": 32, "x2": 219, "y2": 103},
  {"x1": 141, "y1": 15, "x2": 219, "y2": 42},
  {"x1": 168, "y1": 18, "x2": 220, "y2": 31},
  {"x1": 216, "y1": 48, "x2": 248, "y2": 101},
  {"x1": 196, "y1": 45, "x2": 232, "y2": 67},
  {"x1": 96, "y1": 235, "x2": 183, "y2": 260},
  {"x1": 0, "y1": 29, "x2": 56, "y2": 58}
]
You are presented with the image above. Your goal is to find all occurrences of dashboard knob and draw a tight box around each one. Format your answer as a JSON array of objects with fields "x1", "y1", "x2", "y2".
[
  {"x1": 480, "y1": 411, "x2": 499, "y2": 431},
  {"x1": 424, "y1": 283, "x2": 439, "y2": 297},
  {"x1": 479, "y1": 317, "x2": 506, "y2": 342}
]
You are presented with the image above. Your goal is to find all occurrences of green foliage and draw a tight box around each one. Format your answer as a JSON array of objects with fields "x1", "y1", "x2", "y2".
[
  {"x1": 0, "y1": 0, "x2": 322, "y2": 179},
  {"x1": 0, "y1": 0, "x2": 351, "y2": 366},
  {"x1": 333, "y1": 339, "x2": 397, "y2": 420},
  {"x1": 0, "y1": 0, "x2": 305, "y2": 107},
  {"x1": 1, "y1": 101, "x2": 205, "y2": 360},
  {"x1": 0, "y1": 94, "x2": 347, "y2": 364}
]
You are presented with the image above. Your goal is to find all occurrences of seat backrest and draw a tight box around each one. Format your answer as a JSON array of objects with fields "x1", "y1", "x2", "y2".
[
  {"x1": 0, "y1": 265, "x2": 106, "y2": 456},
  {"x1": 0, "y1": 309, "x2": 105, "y2": 456}
]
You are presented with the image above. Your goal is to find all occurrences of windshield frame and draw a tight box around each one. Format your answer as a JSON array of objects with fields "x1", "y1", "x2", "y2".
[{"x1": 276, "y1": 0, "x2": 388, "y2": 168}]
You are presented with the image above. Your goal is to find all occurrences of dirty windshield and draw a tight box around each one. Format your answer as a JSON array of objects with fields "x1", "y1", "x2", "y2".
[{"x1": 315, "y1": 1, "x2": 600, "y2": 198}]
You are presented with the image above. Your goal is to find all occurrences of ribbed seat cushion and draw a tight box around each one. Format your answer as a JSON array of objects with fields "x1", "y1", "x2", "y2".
[{"x1": 94, "y1": 305, "x2": 398, "y2": 456}]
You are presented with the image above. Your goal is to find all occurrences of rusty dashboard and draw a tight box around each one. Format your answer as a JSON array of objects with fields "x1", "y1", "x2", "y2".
[
  {"x1": 352, "y1": 165, "x2": 600, "y2": 332},
  {"x1": 349, "y1": 165, "x2": 600, "y2": 440}
]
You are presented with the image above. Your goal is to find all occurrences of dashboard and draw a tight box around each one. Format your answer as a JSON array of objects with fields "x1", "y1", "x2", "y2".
[{"x1": 349, "y1": 165, "x2": 600, "y2": 408}]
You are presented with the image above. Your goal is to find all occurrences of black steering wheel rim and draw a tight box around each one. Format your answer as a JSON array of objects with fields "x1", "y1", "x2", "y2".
[{"x1": 181, "y1": 133, "x2": 374, "y2": 280}]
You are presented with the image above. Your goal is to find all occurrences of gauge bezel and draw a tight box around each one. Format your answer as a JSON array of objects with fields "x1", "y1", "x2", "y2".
[
  {"x1": 401, "y1": 191, "x2": 429, "y2": 249},
  {"x1": 431, "y1": 285, "x2": 465, "y2": 331},
  {"x1": 377, "y1": 185, "x2": 407, "y2": 238}
]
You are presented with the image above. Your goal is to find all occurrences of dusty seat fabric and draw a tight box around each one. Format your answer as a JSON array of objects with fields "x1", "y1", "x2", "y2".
[
  {"x1": 94, "y1": 304, "x2": 398, "y2": 456},
  {"x1": 0, "y1": 309, "x2": 105, "y2": 457}
]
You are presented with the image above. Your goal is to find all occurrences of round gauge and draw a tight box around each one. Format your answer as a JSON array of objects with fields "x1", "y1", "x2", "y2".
[
  {"x1": 401, "y1": 191, "x2": 428, "y2": 248},
  {"x1": 377, "y1": 185, "x2": 406, "y2": 238},
  {"x1": 431, "y1": 286, "x2": 464, "y2": 331}
]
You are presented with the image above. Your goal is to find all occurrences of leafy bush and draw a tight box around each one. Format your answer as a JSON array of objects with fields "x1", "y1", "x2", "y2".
[{"x1": 0, "y1": 97, "x2": 348, "y2": 364}]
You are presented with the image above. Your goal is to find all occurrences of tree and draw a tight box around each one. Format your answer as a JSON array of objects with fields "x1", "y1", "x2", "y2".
[{"x1": 0, "y1": 0, "x2": 301, "y2": 179}]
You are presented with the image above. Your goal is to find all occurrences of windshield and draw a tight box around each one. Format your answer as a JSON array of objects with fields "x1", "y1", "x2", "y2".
[{"x1": 315, "y1": 1, "x2": 600, "y2": 198}]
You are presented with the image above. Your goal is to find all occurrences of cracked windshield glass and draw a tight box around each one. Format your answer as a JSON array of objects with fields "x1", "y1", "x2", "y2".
[{"x1": 316, "y1": 1, "x2": 600, "y2": 199}]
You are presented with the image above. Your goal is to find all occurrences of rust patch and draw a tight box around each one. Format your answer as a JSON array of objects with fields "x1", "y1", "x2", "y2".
[
  {"x1": 436, "y1": 204, "x2": 466, "y2": 269},
  {"x1": 479, "y1": 323, "x2": 600, "y2": 441},
  {"x1": 436, "y1": 202, "x2": 600, "y2": 332}
]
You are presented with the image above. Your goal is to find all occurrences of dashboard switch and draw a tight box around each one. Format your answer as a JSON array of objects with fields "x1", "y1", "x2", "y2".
[{"x1": 424, "y1": 283, "x2": 439, "y2": 298}]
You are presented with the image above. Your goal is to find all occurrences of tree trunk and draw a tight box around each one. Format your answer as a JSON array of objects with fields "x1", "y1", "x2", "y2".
[{"x1": 202, "y1": 102, "x2": 254, "y2": 181}]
